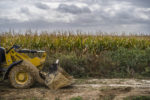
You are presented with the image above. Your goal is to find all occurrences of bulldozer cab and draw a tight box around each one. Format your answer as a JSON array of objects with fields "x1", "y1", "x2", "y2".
[
  {"x1": 0, "y1": 47, "x2": 6, "y2": 63},
  {"x1": 0, "y1": 47, "x2": 6, "y2": 71}
]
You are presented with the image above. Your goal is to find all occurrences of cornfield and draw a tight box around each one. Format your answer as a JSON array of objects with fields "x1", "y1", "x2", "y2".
[
  {"x1": 1, "y1": 31, "x2": 150, "y2": 54},
  {"x1": 1, "y1": 31, "x2": 150, "y2": 78}
]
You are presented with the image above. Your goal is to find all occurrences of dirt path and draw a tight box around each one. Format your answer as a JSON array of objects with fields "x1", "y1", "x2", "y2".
[{"x1": 0, "y1": 79, "x2": 150, "y2": 100}]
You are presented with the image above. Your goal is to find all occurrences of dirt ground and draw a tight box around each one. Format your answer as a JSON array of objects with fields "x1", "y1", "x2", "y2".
[{"x1": 0, "y1": 79, "x2": 150, "y2": 100}]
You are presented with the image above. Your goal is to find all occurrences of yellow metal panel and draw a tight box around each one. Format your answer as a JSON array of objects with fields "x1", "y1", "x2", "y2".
[
  {"x1": 29, "y1": 57, "x2": 42, "y2": 67},
  {"x1": 5, "y1": 48, "x2": 46, "y2": 70},
  {"x1": 5, "y1": 53, "x2": 13, "y2": 66}
]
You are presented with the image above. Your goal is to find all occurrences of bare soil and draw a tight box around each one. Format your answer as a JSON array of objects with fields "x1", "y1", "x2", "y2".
[{"x1": 0, "y1": 79, "x2": 150, "y2": 100}]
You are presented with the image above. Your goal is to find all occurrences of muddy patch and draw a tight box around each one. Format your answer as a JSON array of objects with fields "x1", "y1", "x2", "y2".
[{"x1": 0, "y1": 79, "x2": 150, "y2": 100}]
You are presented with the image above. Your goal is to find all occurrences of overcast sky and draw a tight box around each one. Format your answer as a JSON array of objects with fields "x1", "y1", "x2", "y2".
[{"x1": 0, "y1": 0, "x2": 150, "y2": 34}]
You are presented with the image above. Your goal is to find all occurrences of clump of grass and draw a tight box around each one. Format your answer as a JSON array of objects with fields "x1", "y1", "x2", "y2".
[
  {"x1": 43, "y1": 47, "x2": 150, "y2": 78},
  {"x1": 70, "y1": 96, "x2": 83, "y2": 100},
  {"x1": 55, "y1": 98, "x2": 60, "y2": 100},
  {"x1": 124, "y1": 96, "x2": 150, "y2": 100},
  {"x1": 99, "y1": 95, "x2": 115, "y2": 100},
  {"x1": 24, "y1": 97, "x2": 44, "y2": 100}
]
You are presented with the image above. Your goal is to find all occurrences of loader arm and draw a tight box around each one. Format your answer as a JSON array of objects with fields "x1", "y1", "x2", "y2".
[{"x1": 5, "y1": 48, "x2": 46, "y2": 70}]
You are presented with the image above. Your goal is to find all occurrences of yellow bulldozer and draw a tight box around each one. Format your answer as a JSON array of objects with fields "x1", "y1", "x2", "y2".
[{"x1": 0, "y1": 45, "x2": 73, "y2": 90}]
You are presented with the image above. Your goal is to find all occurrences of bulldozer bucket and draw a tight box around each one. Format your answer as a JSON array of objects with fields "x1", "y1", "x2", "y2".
[
  {"x1": 42, "y1": 60, "x2": 74, "y2": 90},
  {"x1": 45, "y1": 70, "x2": 73, "y2": 90}
]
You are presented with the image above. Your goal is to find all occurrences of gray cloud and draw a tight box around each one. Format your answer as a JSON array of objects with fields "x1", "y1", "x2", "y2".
[
  {"x1": 35, "y1": 2, "x2": 50, "y2": 10},
  {"x1": 125, "y1": 0, "x2": 150, "y2": 8},
  {"x1": 20, "y1": 7, "x2": 30, "y2": 15},
  {"x1": 57, "y1": 4, "x2": 91, "y2": 14},
  {"x1": 0, "y1": 0, "x2": 150, "y2": 33}
]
